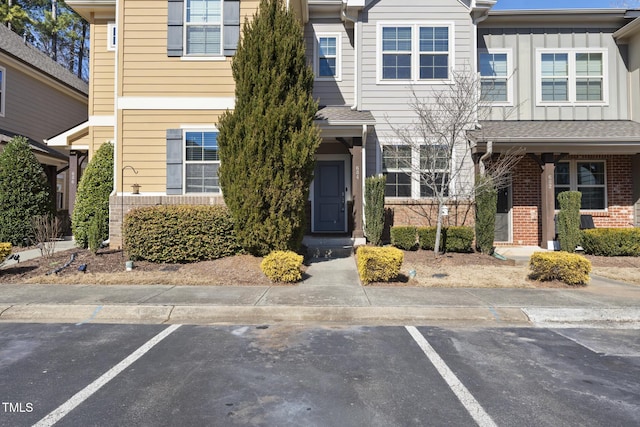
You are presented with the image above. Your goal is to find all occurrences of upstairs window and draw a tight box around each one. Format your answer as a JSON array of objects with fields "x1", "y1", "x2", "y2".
[
  {"x1": 479, "y1": 51, "x2": 510, "y2": 103},
  {"x1": 185, "y1": 0, "x2": 222, "y2": 55},
  {"x1": 538, "y1": 50, "x2": 606, "y2": 104},
  {"x1": 315, "y1": 34, "x2": 341, "y2": 80}
]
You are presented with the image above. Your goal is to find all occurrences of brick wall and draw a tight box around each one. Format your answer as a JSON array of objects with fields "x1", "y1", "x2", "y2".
[
  {"x1": 511, "y1": 156, "x2": 542, "y2": 246},
  {"x1": 384, "y1": 199, "x2": 475, "y2": 228}
]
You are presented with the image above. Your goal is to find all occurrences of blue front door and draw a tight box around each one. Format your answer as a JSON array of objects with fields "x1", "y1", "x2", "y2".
[{"x1": 314, "y1": 161, "x2": 345, "y2": 232}]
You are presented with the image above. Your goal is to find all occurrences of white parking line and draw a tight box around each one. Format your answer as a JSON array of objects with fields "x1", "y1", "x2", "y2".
[
  {"x1": 405, "y1": 326, "x2": 497, "y2": 427},
  {"x1": 33, "y1": 324, "x2": 181, "y2": 427}
]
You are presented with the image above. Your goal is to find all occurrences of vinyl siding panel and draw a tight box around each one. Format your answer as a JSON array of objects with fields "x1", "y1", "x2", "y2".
[
  {"x1": 90, "y1": 21, "x2": 115, "y2": 116},
  {"x1": 629, "y1": 32, "x2": 640, "y2": 123},
  {"x1": 478, "y1": 26, "x2": 629, "y2": 121}
]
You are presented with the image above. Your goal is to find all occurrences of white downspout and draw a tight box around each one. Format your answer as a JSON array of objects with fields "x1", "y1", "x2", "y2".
[
  {"x1": 361, "y1": 124, "x2": 368, "y2": 233},
  {"x1": 341, "y1": 2, "x2": 358, "y2": 110},
  {"x1": 479, "y1": 140, "x2": 493, "y2": 176}
]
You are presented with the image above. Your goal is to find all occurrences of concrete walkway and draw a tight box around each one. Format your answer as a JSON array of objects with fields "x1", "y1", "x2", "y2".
[{"x1": 1, "y1": 243, "x2": 639, "y2": 327}]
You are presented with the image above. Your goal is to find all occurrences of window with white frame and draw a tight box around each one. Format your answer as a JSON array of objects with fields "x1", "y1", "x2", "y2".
[
  {"x1": 0, "y1": 66, "x2": 4, "y2": 117},
  {"x1": 382, "y1": 144, "x2": 450, "y2": 198},
  {"x1": 382, "y1": 145, "x2": 412, "y2": 197},
  {"x1": 538, "y1": 50, "x2": 606, "y2": 104},
  {"x1": 379, "y1": 22, "x2": 453, "y2": 83},
  {"x1": 419, "y1": 145, "x2": 449, "y2": 197},
  {"x1": 315, "y1": 34, "x2": 341, "y2": 80},
  {"x1": 479, "y1": 51, "x2": 510, "y2": 103},
  {"x1": 554, "y1": 160, "x2": 606, "y2": 210},
  {"x1": 185, "y1": 0, "x2": 223, "y2": 56},
  {"x1": 185, "y1": 131, "x2": 220, "y2": 193},
  {"x1": 107, "y1": 22, "x2": 117, "y2": 50}
]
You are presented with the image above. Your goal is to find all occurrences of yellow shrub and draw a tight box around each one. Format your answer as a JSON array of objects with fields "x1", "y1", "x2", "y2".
[
  {"x1": 529, "y1": 251, "x2": 591, "y2": 286},
  {"x1": 357, "y1": 246, "x2": 404, "y2": 284},
  {"x1": 260, "y1": 250, "x2": 304, "y2": 283},
  {"x1": 0, "y1": 242, "x2": 11, "y2": 260}
]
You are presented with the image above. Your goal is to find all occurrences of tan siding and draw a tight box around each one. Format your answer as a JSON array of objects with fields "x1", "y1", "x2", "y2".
[{"x1": 90, "y1": 21, "x2": 115, "y2": 116}]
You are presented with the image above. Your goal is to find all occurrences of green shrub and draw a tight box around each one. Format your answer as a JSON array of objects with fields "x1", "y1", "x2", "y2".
[
  {"x1": 0, "y1": 242, "x2": 11, "y2": 260},
  {"x1": 260, "y1": 250, "x2": 304, "y2": 283},
  {"x1": 529, "y1": 251, "x2": 591, "y2": 286},
  {"x1": 87, "y1": 209, "x2": 105, "y2": 255},
  {"x1": 557, "y1": 191, "x2": 581, "y2": 253},
  {"x1": 445, "y1": 226, "x2": 474, "y2": 253},
  {"x1": 72, "y1": 142, "x2": 113, "y2": 248},
  {"x1": 475, "y1": 175, "x2": 497, "y2": 254},
  {"x1": 418, "y1": 226, "x2": 439, "y2": 251},
  {"x1": 390, "y1": 226, "x2": 417, "y2": 250},
  {"x1": 364, "y1": 175, "x2": 386, "y2": 246},
  {"x1": 123, "y1": 205, "x2": 241, "y2": 263},
  {"x1": 356, "y1": 246, "x2": 404, "y2": 284},
  {"x1": 581, "y1": 228, "x2": 640, "y2": 256},
  {"x1": 0, "y1": 136, "x2": 54, "y2": 246}
]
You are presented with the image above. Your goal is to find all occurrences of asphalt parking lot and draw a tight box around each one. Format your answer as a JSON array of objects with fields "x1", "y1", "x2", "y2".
[{"x1": 1, "y1": 323, "x2": 639, "y2": 426}]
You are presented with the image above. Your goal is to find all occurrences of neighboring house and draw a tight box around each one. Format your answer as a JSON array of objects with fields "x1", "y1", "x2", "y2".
[
  {"x1": 60, "y1": 0, "x2": 640, "y2": 249},
  {"x1": 0, "y1": 23, "x2": 88, "y2": 214}
]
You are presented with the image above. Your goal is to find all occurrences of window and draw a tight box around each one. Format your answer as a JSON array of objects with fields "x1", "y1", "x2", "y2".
[
  {"x1": 185, "y1": 131, "x2": 220, "y2": 193},
  {"x1": 479, "y1": 51, "x2": 510, "y2": 103},
  {"x1": 0, "y1": 67, "x2": 4, "y2": 117},
  {"x1": 382, "y1": 144, "x2": 450, "y2": 198},
  {"x1": 537, "y1": 50, "x2": 606, "y2": 104},
  {"x1": 378, "y1": 22, "x2": 453, "y2": 83},
  {"x1": 382, "y1": 145, "x2": 412, "y2": 197},
  {"x1": 107, "y1": 22, "x2": 117, "y2": 50},
  {"x1": 185, "y1": 0, "x2": 222, "y2": 56},
  {"x1": 315, "y1": 34, "x2": 341, "y2": 80},
  {"x1": 419, "y1": 145, "x2": 449, "y2": 197},
  {"x1": 554, "y1": 161, "x2": 606, "y2": 210}
]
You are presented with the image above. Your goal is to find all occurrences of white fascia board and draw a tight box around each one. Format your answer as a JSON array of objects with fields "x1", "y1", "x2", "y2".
[{"x1": 118, "y1": 97, "x2": 235, "y2": 110}]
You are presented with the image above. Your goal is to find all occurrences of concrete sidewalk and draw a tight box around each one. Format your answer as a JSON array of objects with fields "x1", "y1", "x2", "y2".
[{"x1": 1, "y1": 243, "x2": 639, "y2": 327}]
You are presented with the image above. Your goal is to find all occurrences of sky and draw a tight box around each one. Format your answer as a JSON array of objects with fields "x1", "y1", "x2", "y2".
[{"x1": 494, "y1": 0, "x2": 622, "y2": 10}]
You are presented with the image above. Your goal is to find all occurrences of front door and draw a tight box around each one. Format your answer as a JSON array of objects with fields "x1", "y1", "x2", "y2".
[
  {"x1": 495, "y1": 183, "x2": 511, "y2": 242},
  {"x1": 314, "y1": 161, "x2": 346, "y2": 232}
]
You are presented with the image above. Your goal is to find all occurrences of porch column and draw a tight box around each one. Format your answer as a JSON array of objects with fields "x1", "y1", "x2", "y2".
[
  {"x1": 350, "y1": 138, "x2": 364, "y2": 238},
  {"x1": 68, "y1": 151, "x2": 78, "y2": 215},
  {"x1": 540, "y1": 153, "x2": 556, "y2": 248}
]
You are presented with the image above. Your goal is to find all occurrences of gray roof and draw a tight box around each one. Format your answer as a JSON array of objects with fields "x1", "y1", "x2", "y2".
[
  {"x1": 0, "y1": 129, "x2": 68, "y2": 162},
  {"x1": 315, "y1": 106, "x2": 376, "y2": 125},
  {"x1": 469, "y1": 120, "x2": 640, "y2": 143},
  {"x1": 0, "y1": 24, "x2": 88, "y2": 96}
]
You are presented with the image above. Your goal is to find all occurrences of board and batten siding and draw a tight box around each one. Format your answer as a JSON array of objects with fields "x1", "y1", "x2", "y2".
[
  {"x1": 89, "y1": 20, "x2": 115, "y2": 116},
  {"x1": 0, "y1": 61, "x2": 87, "y2": 143},
  {"x1": 478, "y1": 27, "x2": 630, "y2": 121},
  {"x1": 305, "y1": 19, "x2": 355, "y2": 106}
]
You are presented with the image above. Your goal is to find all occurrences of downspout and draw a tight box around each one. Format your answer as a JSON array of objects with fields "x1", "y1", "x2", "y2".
[
  {"x1": 479, "y1": 140, "x2": 493, "y2": 176},
  {"x1": 341, "y1": 1, "x2": 358, "y2": 110},
  {"x1": 361, "y1": 124, "x2": 368, "y2": 233},
  {"x1": 110, "y1": 0, "x2": 121, "y2": 244}
]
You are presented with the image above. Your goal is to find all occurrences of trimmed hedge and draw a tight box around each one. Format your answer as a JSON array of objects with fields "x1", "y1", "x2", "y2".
[
  {"x1": 260, "y1": 250, "x2": 304, "y2": 283},
  {"x1": 581, "y1": 228, "x2": 640, "y2": 256},
  {"x1": 0, "y1": 242, "x2": 11, "y2": 260},
  {"x1": 529, "y1": 251, "x2": 591, "y2": 286},
  {"x1": 390, "y1": 226, "x2": 417, "y2": 250},
  {"x1": 356, "y1": 246, "x2": 404, "y2": 284},
  {"x1": 418, "y1": 226, "x2": 474, "y2": 253},
  {"x1": 556, "y1": 191, "x2": 581, "y2": 253},
  {"x1": 123, "y1": 205, "x2": 241, "y2": 263}
]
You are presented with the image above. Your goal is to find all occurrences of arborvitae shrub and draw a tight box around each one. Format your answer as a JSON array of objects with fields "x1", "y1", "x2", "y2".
[
  {"x1": 0, "y1": 136, "x2": 54, "y2": 245},
  {"x1": 217, "y1": 0, "x2": 320, "y2": 256},
  {"x1": 475, "y1": 175, "x2": 497, "y2": 254},
  {"x1": 581, "y1": 228, "x2": 640, "y2": 256},
  {"x1": 72, "y1": 142, "x2": 113, "y2": 248},
  {"x1": 390, "y1": 226, "x2": 418, "y2": 250},
  {"x1": 529, "y1": 251, "x2": 591, "y2": 286},
  {"x1": 364, "y1": 175, "x2": 386, "y2": 246},
  {"x1": 357, "y1": 246, "x2": 404, "y2": 284},
  {"x1": 557, "y1": 191, "x2": 581, "y2": 253},
  {"x1": 88, "y1": 208, "x2": 105, "y2": 254},
  {"x1": 260, "y1": 250, "x2": 304, "y2": 283},
  {"x1": 123, "y1": 205, "x2": 241, "y2": 263}
]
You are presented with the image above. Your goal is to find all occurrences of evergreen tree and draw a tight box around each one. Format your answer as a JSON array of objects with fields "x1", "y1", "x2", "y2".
[
  {"x1": 0, "y1": 136, "x2": 54, "y2": 245},
  {"x1": 218, "y1": 0, "x2": 320, "y2": 256},
  {"x1": 72, "y1": 142, "x2": 113, "y2": 248}
]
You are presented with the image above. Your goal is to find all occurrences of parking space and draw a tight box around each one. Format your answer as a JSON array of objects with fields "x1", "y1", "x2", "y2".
[{"x1": 1, "y1": 324, "x2": 639, "y2": 426}]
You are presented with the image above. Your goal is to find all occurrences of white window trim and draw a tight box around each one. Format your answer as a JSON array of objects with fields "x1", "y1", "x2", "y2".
[
  {"x1": 478, "y1": 48, "x2": 513, "y2": 107},
  {"x1": 183, "y1": 0, "x2": 224, "y2": 58},
  {"x1": 555, "y1": 160, "x2": 607, "y2": 212},
  {"x1": 107, "y1": 22, "x2": 116, "y2": 51},
  {"x1": 183, "y1": 128, "x2": 222, "y2": 195},
  {"x1": 536, "y1": 48, "x2": 609, "y2": 106},
  {"x1": 314, "y1": 32, "x2": 342, "y2": 82},
  {"x1": 0, "y1": 66, "x2": 5, "y2": 117},
  {"x1": 376, "y1": 21, "x2": 455, "y2": 85}
]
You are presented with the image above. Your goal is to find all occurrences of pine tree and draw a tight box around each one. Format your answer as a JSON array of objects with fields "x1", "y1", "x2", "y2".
[
  {"x1": 218, "y1": 0, "x2": 320, "y2": 256},
  {"x1": 0, "y1": 136, "x2": 54, "y2": 245},
  {"x1": 71, "y1": 142, "x2": 113, "y2": 248}
]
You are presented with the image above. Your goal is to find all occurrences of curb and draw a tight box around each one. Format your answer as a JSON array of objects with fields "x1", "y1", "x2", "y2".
[{"x1": 523, "y1": 308, "x2": 640, "y2": 328}]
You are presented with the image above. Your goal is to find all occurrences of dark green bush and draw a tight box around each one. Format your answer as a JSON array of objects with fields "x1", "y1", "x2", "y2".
[
  {"x1": 581, "y1": 228, "x2": 640, "y2": 256},
  {"x1": 364, "y1": 175, "x2": 386, "y2": 246},
  {"x1": 418, "y1": 226, "x2": 440, "y2": 251},
  {"x1": 390, "y1": 226, "x2": 417, "y2": 250},
  {"x1": 88, "y1": 208, "x2": 105, "y2": 255},
  {"x1": 72, "y1": 142, "x2": 113, "y2": 248},
  {"x1": 123, "y1": 205, "x2": 241, "y2": 263},
  {"x1": 0, "y1": 136, "x2": 54, "y2": 245},
  {"x1": 475, "y1": 175, "x2": 497, "y2": 254},
  {"x1": 557, "y1": 191, "x2": 581, "y2": 253},
  {"x1": 445, "y1": 226, "x2": 474, "y2": 253}
]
